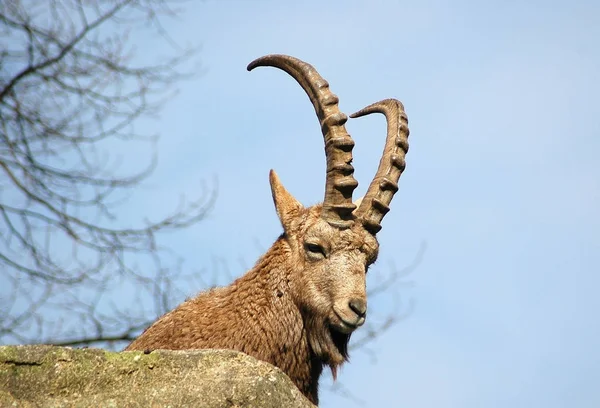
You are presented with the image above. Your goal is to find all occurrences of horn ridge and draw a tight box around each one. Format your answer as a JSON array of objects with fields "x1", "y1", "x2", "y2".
[
  {"x1": 350, "y1": 98, "x2": 409, "y2": 235},
  {"x1": 248, "y1": 54, "x2": 358, "y2": 228}
]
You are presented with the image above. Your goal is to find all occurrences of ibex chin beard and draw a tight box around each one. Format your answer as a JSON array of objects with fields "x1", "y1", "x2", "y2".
[{"x1": 303, "y1": 311, "x2": 352, "y2": 367}]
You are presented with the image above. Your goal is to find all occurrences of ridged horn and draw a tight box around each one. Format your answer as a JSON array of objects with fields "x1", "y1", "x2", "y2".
[
  {"x1": 350, "y1": 99, "x2": 409, "y2": 235},
  {"x1": 247, "y1": 55, "x2": 358, "y2": 229}
]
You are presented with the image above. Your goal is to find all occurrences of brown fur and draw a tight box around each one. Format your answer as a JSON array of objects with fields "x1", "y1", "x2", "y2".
[{"x1": 126, "y1": 172, "x2": 379, "y2": 405}]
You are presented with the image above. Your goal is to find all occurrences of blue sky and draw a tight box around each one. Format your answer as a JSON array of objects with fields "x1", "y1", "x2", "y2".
[{"x1": 115, "y1": 1, "x2": 600, "y2": 406}]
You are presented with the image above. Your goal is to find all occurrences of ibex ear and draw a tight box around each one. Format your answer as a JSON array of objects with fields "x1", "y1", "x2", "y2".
[{"x1": 269, "y1": 169, "x2": 303, "y2": 231}]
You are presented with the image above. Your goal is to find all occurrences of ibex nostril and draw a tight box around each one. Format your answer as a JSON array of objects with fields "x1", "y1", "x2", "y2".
[{"x1": 349, "y1": 298, "x2": 367, "y2": 318}]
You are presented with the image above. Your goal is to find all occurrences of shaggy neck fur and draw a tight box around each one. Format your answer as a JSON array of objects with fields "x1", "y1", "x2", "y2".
[{"x1": 126, "y1": 237, "x2": 350, "y2": 405}]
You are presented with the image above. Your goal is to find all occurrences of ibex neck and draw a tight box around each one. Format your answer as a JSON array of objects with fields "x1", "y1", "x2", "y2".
[{"x1": 237, "y1": 237, "x2": 323, "y2": 405}]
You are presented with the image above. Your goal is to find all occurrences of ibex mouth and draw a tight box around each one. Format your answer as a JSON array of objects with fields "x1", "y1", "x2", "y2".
[
  {"x1": 329, "y1": 319, "x2": 364, "y2": 335},
  {"x1": 332, "y1": 318, "x2": 362, "y2": 334},
  {"x1": 332, "y1": 308, "x2": 365, "y2": 334}
]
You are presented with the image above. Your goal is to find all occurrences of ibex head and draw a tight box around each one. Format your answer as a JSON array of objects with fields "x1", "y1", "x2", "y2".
[{"x1": 248, "y1": 55, "x2": 409, "y2": 372}]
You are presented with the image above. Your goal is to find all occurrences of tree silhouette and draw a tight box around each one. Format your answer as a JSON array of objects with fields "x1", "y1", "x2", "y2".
[{"x1": 0, "y1": 0, "x2": 212, "y2": 347}]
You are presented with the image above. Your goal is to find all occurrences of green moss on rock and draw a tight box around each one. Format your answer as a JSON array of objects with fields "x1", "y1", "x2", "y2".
[{"x1": 0, "y1": 345, "x2": 315, "y2": 407}]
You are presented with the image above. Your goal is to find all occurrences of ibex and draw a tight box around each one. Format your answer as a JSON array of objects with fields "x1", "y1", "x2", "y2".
[{"x1": 126, "y1": 54, "x2": 410, "y2": 405}]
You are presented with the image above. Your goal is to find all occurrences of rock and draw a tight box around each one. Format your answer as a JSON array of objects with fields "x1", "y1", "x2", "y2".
[{"x1": 0, "y1": 345, "x2": 315, "y2": 407}]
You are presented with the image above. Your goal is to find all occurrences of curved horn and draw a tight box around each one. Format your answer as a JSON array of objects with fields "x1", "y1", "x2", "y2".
[
  {"x1": 247, "y1": 55, "x2": 358, "y2": 228},
  {"x1": 350, "y1": 99, "x2": 409, "y2": 235}
]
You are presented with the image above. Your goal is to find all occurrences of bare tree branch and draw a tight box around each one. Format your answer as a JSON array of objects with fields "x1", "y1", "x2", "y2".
[{"x1": 0, "y1": 0, "x2": 211, "y2": 348}]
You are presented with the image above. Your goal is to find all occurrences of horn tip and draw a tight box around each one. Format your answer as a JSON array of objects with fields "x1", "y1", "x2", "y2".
[
  {"x1": 247, "y1": 58, "x2": 261, "y2": 72},
  {"x1": 350, "y1": 98, "x2": 405, "y2": 119},
  {"x1": 247, "y1": 54, "x2": 298, "y2": 72}
]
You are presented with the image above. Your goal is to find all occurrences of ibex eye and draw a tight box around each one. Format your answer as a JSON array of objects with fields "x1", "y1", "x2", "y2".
[{"x1": 305, "y1": 243, "x2": 326, "y2": 257}]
